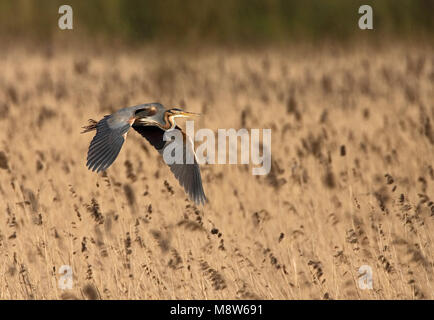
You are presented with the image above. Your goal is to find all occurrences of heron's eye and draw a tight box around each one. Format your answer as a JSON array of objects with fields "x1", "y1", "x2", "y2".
[{"x1": 147, "y1": 106, "x2": 157, "y2": 115}]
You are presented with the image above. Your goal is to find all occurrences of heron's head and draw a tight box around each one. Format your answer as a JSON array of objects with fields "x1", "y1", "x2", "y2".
[{"x1": 134, "y1": 104, "x2": 199, "y2": 128}]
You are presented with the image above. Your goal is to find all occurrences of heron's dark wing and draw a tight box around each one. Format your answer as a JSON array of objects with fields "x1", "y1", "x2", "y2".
[
  {"x1": 132, "y1": 125, "x2": 207, "y2": 205},
  {"x1": 133, "y1": 125, "x2": 166, "y2": 150},
  {"x1": 86, "y1": 115, "x2": 131, "y2": 173}
]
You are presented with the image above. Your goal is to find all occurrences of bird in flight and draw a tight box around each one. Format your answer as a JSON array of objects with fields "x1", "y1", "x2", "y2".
[{"x1": 82, "y1": 102, "x2": 207, "y2": 205}]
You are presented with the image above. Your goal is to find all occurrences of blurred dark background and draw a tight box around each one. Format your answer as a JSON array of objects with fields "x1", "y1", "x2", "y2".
[{"x1": 0, "y1": 0, "x2": 433, "y2": 45}]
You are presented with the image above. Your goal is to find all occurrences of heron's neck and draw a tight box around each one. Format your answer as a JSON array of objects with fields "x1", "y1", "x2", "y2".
[{"x1": 162, "y1": 113, "x2": 176, "y2": 130}]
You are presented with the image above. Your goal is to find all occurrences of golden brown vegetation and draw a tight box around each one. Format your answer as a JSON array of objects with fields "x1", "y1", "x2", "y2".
[{"x1": 0, "y1": 42, "x2": 433, "y2": 299}]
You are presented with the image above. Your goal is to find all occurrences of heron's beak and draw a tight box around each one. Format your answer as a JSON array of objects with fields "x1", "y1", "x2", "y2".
[{"x1": 173, "y1": 109, "x2": 201, "y2": 118}]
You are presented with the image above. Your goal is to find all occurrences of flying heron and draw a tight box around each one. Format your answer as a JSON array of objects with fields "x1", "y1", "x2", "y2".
[{"x1": 82, "y1": 102, "x2": 207, "y2": 205}]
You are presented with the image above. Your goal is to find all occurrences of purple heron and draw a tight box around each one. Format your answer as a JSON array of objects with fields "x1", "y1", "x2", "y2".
[{"x1": 82, "y1": 102, "x2": 207, "y2": 205}]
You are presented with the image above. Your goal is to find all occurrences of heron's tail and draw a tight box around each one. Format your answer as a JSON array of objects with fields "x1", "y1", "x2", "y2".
[{"x1": 81, "y1": 119, "x2": 98, "y2": 133}]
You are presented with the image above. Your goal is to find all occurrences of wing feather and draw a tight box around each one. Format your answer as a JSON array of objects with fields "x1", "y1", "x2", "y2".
[
  {"x1": 132, "y1": 124, "x2": 207, "y2": 205},
  {"x1": 84, "y1": 105, "x2": 163, "y2": 173},
  {"x1": 86, "y1": 115, "x2": 130, "y2": 173}
]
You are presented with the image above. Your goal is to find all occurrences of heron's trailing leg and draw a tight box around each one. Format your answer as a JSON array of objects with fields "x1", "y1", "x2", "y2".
[{"x1": 81, "y1": 119, "x2": 98, "y2": 133}]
